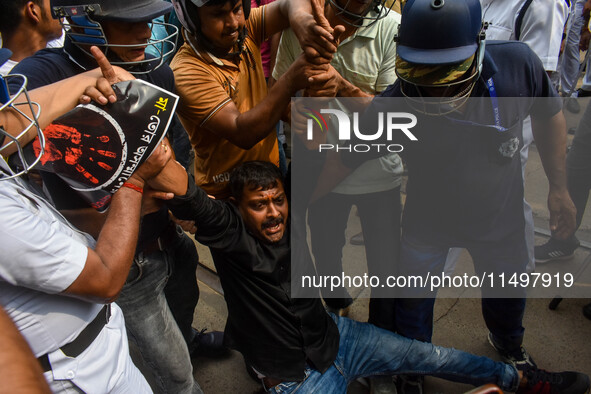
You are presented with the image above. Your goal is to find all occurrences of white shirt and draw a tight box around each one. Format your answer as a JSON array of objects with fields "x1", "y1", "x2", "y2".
[
  {"x1": 481, "y1": 0, "x2": 569, "y2": 71},
  {"x1": 0, "y1": 159, "x2": 151, "y2": 392},
  {"x1": 0, "y1": 59, "x2": 17, "y2": 76}
]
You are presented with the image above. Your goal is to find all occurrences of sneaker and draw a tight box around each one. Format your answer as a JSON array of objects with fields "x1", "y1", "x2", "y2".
[
  {"x1": 516, "y1": 365, "x2": 590, "y2": 394},
  {"x1": 370, "y1": 375, "x2": 398, "y2": 394},
  {"x1": 488, "y1": 332, "x2": 536, "y2": 369},
  {"x1": 565, "y1": 97, "x2": 581, "y2": 114},
  {"x1": 397, "y1": 374, "x2": 423, "y2": 394},
  {"x1": 583, "y1": 303, "x2": 591, "y2": 321},
  {"x1": 190, "y1": 329, "x2": 230, "y2": 358},
  {"x1": 350, "y1": 231, "x2": 365, "y2": 245},
  {"x1": 534, "y1": 237, "x2": 579, "y2": 264}
]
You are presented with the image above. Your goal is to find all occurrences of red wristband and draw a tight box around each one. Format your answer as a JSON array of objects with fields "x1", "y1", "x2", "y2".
[{"x1": 122, "y1": 182, "x2": 143, "y2": 194}]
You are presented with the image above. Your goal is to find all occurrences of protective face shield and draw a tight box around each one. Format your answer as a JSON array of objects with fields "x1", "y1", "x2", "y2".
[
  {"x1": 326, "y1": 0, "x2": 396, "y2": 27},
  {"x1": 394, "y1": 0, "x2": 486, "y2": 115},
  {"x1": 0, "y1": 73, "x2": 43, "y2": 181},
  {"x1": 51, "y1": 0, "x2": 179, "y2": 74},
  {"x1": 172, "y1": 0, "x2": 250, "y2": 57}
]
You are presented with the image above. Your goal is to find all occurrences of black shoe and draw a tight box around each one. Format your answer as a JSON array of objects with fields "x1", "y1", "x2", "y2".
[
  {"x1": 488, "y1": 332, "x2": 536, "y2": 369},
  {"x1": 397, "y1": 374, "x2": 423, "y2": 394},
  {"x1": 325, "y1": 296, "x2": 354, "y2": 317},
  {"x1": 534, "y1": 237, "x2": 579, "y2": 264},
  {"x1": 350, "y1": 231, "x2": 365, "y2": 245},
  {"x1": 516, "y1": 364, "x2": 590, "y2": 394},
  {"x1": 370, "y1": 375, "x2": 398, "y2": 394},
  {"x1": 583, "y1": 303, "x2": 591, "y2": 321},
  {"x1": 577, "y1": 88, "x2": 591, "y2": 97},
  {"x1": 190, "y1": 329, "x2": 230, "y2": 358}
]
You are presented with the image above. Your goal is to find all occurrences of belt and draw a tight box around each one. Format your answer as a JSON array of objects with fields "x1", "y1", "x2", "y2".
[
  {"x1": 262, "y1": 376, "x2": 284, "y2": 390},
  {"x1": 140, "y1": 222, "x2": 182, "y2": 256},
  {"x1": 37, "y1": 304, "x2": 111, "y2": 372}
]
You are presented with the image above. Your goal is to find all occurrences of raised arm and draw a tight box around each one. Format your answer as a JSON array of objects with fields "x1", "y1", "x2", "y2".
[
  {"x1": 202, "y1": 53, "x2": 326, "y2": 150},
  {"x1": 0, "y1": 47, "x2": 134, "y2": 156},
  {"x1": 264, "y1": 0, "x2": 339, "y2": 61}
]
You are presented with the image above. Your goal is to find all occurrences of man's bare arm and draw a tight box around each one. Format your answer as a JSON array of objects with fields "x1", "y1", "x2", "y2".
[
  {"x1": 203, "y1": 54, "x2": 325, "y2": 149},
  {"x1": 64, "y1": 143, "x2": 173, "y2": 302},
  {"x1": 532, "y1": 111, "x2": 576, "y2": 239},
  {"x1": 0, "y1": 306, "x2": 51, "y2": 394}
]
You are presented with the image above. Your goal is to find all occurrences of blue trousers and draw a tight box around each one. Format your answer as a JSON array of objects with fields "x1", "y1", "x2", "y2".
[
  {"x1": 268, "y1": 315, "x2": 519, "y2": 393},
  {"x1": 394, "y1": 233, "x2": 527, "y2": 351}
]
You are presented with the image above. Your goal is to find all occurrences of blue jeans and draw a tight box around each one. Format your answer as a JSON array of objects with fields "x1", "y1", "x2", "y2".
[
  {"x1": 268, "y1": 315, "x2": 519, "y2": 393},
  {"x1": 394, "y1": 233, "x2": 527, "y2": 351},
  {"x1": 117, "y1": 230, "x2": 202, "y2": 394}
]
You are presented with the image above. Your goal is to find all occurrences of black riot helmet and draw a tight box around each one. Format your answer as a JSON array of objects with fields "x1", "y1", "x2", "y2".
[{"x1": 171, "y1": 0, "x2": 250, "y2": 58}]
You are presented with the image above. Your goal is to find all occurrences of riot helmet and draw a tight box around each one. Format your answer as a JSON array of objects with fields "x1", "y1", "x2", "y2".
[
  {"x1": 172, "y1": 0, "x2": 250, "y2": 58},
  {"x1": 51, "y1": 0, "x2": 178, "y2": 74},
  {"x1": 394, "y1": 0, "x2": 487, "y2": 114},
  {"x1": 327, "y1": 0, "x2": 397, "y2": 27},
  {"x1": 0, "y1": 60, "x2": 44, "y2": 180}
]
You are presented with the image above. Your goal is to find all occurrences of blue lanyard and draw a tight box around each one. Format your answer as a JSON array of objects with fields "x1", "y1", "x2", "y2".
[
  {"x1": 485, "y1": 77, "x2": 503, "y2": 131},
  {"x1": 444, "y1": 77, "x2": 507, "y2": 132}
]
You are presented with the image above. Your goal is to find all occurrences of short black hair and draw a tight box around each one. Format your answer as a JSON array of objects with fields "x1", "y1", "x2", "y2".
[
  {"x1": 230, "y1": 161, "x2": 284, "y2": 201},
  {"x1": 0, "y1": 0, "x2": 45, "y2": 37}
]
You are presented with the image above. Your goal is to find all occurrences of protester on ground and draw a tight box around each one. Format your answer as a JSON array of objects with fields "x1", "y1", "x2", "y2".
[{"x1": 136, "y1": 158, "x2": 590, "y2": 394}]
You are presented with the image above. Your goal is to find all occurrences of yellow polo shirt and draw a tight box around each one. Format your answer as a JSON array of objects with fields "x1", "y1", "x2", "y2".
[{"x1": 171, "y1": 6, "x2": 279, "y2": 199}]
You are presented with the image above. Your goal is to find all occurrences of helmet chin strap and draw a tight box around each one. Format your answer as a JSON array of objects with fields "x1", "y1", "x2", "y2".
[
  {"x1": 327, "y1": 0, "x2": 392, "y2": 28},
  {"x1": 192, "y1": 26, "x2": 247, "y2": 61}
]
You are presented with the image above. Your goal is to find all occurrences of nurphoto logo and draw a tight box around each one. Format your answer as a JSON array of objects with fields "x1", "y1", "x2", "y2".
[{"x1": 304, "y1": 108, "x2": 418, "y2": 153}]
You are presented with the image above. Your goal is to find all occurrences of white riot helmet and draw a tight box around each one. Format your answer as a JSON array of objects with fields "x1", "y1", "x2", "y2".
[{"x1": 51, "y1": 0, "x2": 178, "y2": 74}]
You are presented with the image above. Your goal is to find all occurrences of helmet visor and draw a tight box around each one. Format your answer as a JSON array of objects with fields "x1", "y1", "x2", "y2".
[{"x1": 395, "y1": 54, "x2": 475, "y2": 86}]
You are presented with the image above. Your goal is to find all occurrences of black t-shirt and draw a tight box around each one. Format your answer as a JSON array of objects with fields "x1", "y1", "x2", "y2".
[{"x1": 167, "y1": 179, "x2": 340, "y2": 381}]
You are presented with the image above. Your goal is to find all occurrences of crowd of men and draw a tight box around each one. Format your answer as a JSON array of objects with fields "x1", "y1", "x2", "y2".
[{"x1": 1, "y1": 0, "x2": 591, "y2": 393}]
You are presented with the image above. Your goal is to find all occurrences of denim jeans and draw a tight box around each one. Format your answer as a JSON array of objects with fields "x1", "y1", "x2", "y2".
[
  {"x1": 394, "y1": 233, "x2": 527, "y2": 351},
  {"x1": 117, "y1": 230, "x2": 202, "y2": 394},
  {"x1": 268, "y1": 315, "x2": 519, "y2": 393}
]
